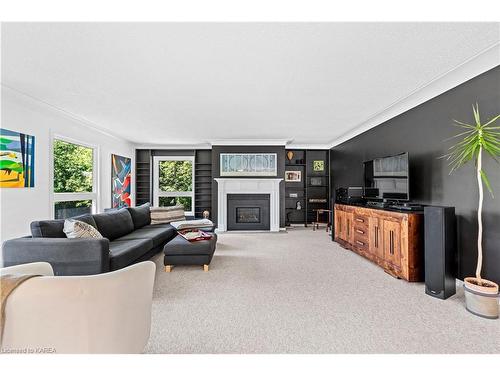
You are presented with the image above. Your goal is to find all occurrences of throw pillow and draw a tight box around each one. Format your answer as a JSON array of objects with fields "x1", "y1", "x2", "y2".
[
  {"x1": 150, "y1": 205, "x2": 186, "y2": 225},
  {"x1": 63, "y1": 219, "x2": 103, "y2": 239}
]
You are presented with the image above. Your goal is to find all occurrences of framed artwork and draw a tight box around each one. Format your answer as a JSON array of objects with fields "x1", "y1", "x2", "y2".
[
  {"x1": 285, "y1": 170, "x2": 302, "y2": 182},
  {"x1": 0, "y1": 128, "x2": 35, "y2": 188},
  {"x1": 111, "y1": 154, "x2": 131, "y2": 208},
  {"x1": 220, "y1": 153, "x2": 277, "y2": 177},
  {"x1": 313, "y1": 160, "x2": 325, "y2": 172}
]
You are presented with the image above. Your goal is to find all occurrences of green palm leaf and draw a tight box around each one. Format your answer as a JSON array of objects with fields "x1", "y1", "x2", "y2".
[
  {"x1": 480, "y1": 170, "x2": 494, "y2": 197},
  {"x1": 443, "y1": 104, "x2": 499, "y2": 197}
]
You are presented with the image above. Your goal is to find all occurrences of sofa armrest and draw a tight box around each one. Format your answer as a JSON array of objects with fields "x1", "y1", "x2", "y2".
[{"x1": 2, "y1": 238, "x2": 110, "y2": 275}]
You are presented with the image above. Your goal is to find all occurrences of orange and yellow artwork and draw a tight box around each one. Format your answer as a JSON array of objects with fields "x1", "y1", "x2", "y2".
[{"x1": 0, "y1": 128, "x2": 35, "y2": 188}]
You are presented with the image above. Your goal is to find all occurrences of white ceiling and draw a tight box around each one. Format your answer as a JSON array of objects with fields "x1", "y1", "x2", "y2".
[{"x1": 2, "y1": 23, "x2": 499, "y2": 147}]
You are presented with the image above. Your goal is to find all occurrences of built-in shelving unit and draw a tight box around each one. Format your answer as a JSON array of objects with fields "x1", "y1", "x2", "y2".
[
  {"x1": 285, "y1": 150, "x2": 306, "y2": 225},
  {"x1": 135, "y1": 149, "x2": 152, "y2": 205},
  {"x1": 194, "y1": 150, "x2": 212, "y2": 218},
  {"x1": 285, "y1": 149, "x2": 330, "y2": 226},
  {"x1": 305, "y1": 150, "x2": 330, "y2": 225}
]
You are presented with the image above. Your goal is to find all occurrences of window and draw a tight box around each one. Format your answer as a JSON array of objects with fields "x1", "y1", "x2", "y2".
[
  {"x1": 153, "y1": 156, "x2": 194, "y2": 216},
  {"x1": 52, "y1": 137, "x2": 97, "y2": 219}
]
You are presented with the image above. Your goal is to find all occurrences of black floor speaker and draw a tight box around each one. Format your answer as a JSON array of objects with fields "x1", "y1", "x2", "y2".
[{"x1": 424, "y1": 206, "x2": 456, "y2": 299}]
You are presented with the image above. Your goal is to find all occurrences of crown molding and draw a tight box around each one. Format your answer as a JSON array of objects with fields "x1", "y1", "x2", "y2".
[
  {"x1": 209, "y1": 139, "x2": 292, "y2": 146},
  {"x1": 285, "y1": 143, "x2": 331, "y2": 150},
  {"x1": 134, "y1": 143, "x2": 211, "y2": 150},
  {"x1": 1, "y1": 84, "x2": 133, "y2": 144},
  {"x1": 328, "y1": 42, "x2": 500, "y2": 149}
]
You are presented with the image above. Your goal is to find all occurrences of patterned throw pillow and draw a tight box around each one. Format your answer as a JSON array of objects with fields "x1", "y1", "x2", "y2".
[
  {"x1": 150, "y1": 205, "x2": 186, "y2": 225},
  {"x1": 63, "y1": 219, "x2": 103, "y2": 239}
]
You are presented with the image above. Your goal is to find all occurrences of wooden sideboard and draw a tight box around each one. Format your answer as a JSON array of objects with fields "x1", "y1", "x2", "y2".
[{"x1": 334, "y1": 203, "x2": 424, "y2": 281}]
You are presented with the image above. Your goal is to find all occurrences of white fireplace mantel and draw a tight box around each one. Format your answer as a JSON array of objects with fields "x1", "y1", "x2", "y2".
[{"x1": 215, "y1": 178, "x2": 283, "y2": 232}]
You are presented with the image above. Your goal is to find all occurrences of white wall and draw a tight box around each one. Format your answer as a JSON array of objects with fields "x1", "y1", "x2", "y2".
[{"x1": 0, "y1": 87, "x2": 135, "y2": 243}]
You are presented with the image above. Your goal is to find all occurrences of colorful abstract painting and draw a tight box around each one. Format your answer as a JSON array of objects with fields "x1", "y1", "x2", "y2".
[
  {"x1": 111, "y1": 154, "x2": 131, "y2": 208},
  {"x1": 0, "y1": 128, "x2": 35, "y2": 188}
]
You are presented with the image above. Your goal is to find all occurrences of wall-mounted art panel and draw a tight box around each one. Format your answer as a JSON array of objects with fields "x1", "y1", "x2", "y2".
[
  {"x1": 220, "y1": 153, "x2": 277, "y2": 177},
  {"x1": 111, "y1": 154, "x2": 131, "y2": 208},
  {"x1": 0, "y1": 128, "x2": 35, "y2": 188}
]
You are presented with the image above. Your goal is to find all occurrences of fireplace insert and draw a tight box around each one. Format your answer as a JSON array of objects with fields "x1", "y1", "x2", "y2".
[{"x1": 227, "y1": 194, "x2": 270, "y2": 230}]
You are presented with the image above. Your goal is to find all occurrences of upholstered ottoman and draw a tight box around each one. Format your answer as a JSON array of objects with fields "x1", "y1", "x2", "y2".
[{"x1": 163, "y1": 234, "x2": 217, "y2": 272}]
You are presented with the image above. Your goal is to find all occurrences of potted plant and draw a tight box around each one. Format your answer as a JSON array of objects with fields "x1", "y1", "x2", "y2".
[{"x1": 445, "y1": 103, "x2": 499, "y2": 318}]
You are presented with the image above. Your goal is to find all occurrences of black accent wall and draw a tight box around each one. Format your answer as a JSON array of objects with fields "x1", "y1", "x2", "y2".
[
  {"x1": 330, "y1": 66, "x2": 500, "y2": 283},
  {"x1": 211, "y1": 145, "x2": 286, "y2": 228}
]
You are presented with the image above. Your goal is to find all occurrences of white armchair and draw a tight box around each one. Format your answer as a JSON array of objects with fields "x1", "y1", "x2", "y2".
[{"x1": 1, "y1": 261, "x2": 155, "y2": 354}]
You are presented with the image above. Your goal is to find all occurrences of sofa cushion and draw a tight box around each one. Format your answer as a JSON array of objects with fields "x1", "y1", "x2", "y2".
[
  {"x1": 126, "y1": 203, "x2": 151, "y2": 229},
  {"x1": 31, "y1": 214, "x2": 97, "y2": 238},
  {"x1": 93, "y1": 208, "x2": 134, "y2": 241},
  {"x1": 116, "y1": 224, "x2": 177, "y2": 248},
  {"x1": 108, "y1": 238, "x2": 153, "y2": 270}
]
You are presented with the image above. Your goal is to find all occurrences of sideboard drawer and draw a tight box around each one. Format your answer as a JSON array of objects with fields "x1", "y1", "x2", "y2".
[
  {"x1": 353, "y1": 214, "x2": 369, "y2": 228},
  {"x1": 353, "y1": 235, "x2": 369, "y2": 252}
]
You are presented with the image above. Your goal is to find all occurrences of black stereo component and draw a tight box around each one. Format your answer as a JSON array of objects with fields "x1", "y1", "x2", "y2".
[
  {"x1": 347, "y1": 186, "x2": 363, "y2": 198},
  {"x1": 335, "y1": 187, "x2": 348, "y2": 202},
  {"x1": 363, "y1": 187, "x2": 379, "y2": 198},
  {"x1": 424, "y1": 206, "x2": 456, "y2": 300}
]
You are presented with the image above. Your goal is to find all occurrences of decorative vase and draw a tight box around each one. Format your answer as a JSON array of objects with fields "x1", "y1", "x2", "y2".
[
  {"x1": 463, "y1": 277, "x2": 499, "y2": 319},
  {"x1": 286, "y1": 151, "x2": 294, "y2": 161}
]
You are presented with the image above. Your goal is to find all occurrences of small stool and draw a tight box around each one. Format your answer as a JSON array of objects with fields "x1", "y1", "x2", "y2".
[
  {"x1": 163, "y1": 233, "x2": 217, "y2": 272},
  {"x1": 312, "y1": 209, "x2": 332, "y2": 232}
]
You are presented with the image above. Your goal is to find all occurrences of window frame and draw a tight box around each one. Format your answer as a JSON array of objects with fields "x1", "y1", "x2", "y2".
[
  {"x1": 50, "y1": 134, "x2": 99, "y2": 219},
  {"x1": 153, "y1": 155, "x2": 195, "y2": 216}
]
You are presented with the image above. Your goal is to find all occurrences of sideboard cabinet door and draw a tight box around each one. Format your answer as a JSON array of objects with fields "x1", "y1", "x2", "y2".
[{"x1": 383, "y1": 219, "x2": 402, "y2": 270}]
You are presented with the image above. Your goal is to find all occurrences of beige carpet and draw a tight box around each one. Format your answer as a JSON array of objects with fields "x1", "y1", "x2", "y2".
[{"x1": 144, "y1": 227, "x2": 499, "y2": 353}]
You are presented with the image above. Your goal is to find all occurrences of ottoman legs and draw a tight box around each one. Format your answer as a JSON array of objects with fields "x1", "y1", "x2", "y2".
[{"x1": 165, "y1": 264, "x2": 209, "y2": 272}]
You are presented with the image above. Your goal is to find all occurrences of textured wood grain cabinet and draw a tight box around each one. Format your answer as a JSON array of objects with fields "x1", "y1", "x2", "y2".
[{"x1": 334, "y1": 204, "x2": 424, "y2": 281}]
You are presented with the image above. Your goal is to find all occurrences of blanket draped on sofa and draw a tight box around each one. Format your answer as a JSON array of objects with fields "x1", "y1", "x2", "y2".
[{"x1": 0, "y1": 274, "x2": 40, "y2": 344}]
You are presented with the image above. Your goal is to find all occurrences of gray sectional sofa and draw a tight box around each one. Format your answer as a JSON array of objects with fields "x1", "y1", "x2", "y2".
[{"x1": 2, "y1": 204, "x2": 178, "y2": 276}]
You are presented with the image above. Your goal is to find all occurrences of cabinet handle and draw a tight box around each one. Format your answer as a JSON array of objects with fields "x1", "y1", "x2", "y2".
[
  {"x1": 355, "y1": 218, "x2": 364, "y2": 222},
  {"x1": 347, "y1": 220, "x2": 350, "y2": 236},
  {"x1": 356, "y1": 240, "x2": 365, "y2": 246},
  {"x1": 356, "y1": 229, "x2": 364, "y2": 234},
  {"x1": 390, "y1": 230, "x2": 394, "y2": 255},
  {"x1": 374, "y1": 226, "x2": 379, "y2": 247}
]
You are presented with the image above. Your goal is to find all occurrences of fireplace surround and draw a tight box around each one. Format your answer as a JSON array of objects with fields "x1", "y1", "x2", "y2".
[{"x1": 214, "y1": 178, "x2": 282, "y2": 232}]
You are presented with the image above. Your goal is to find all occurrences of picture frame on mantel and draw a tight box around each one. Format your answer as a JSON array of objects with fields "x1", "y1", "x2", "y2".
[{"x1": 220, "y1": 153, "x2": 277, "y2": 177}]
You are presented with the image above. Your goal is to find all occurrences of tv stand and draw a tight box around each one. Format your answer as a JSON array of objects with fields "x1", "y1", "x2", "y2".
[{"x1": 334, "y1": 203, "x2": 424, "y2": 281}]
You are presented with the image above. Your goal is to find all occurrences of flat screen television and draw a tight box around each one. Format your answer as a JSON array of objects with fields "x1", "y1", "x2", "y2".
[{"x1": 364, "y1": 152, "x2": 409, "y2": 201}]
